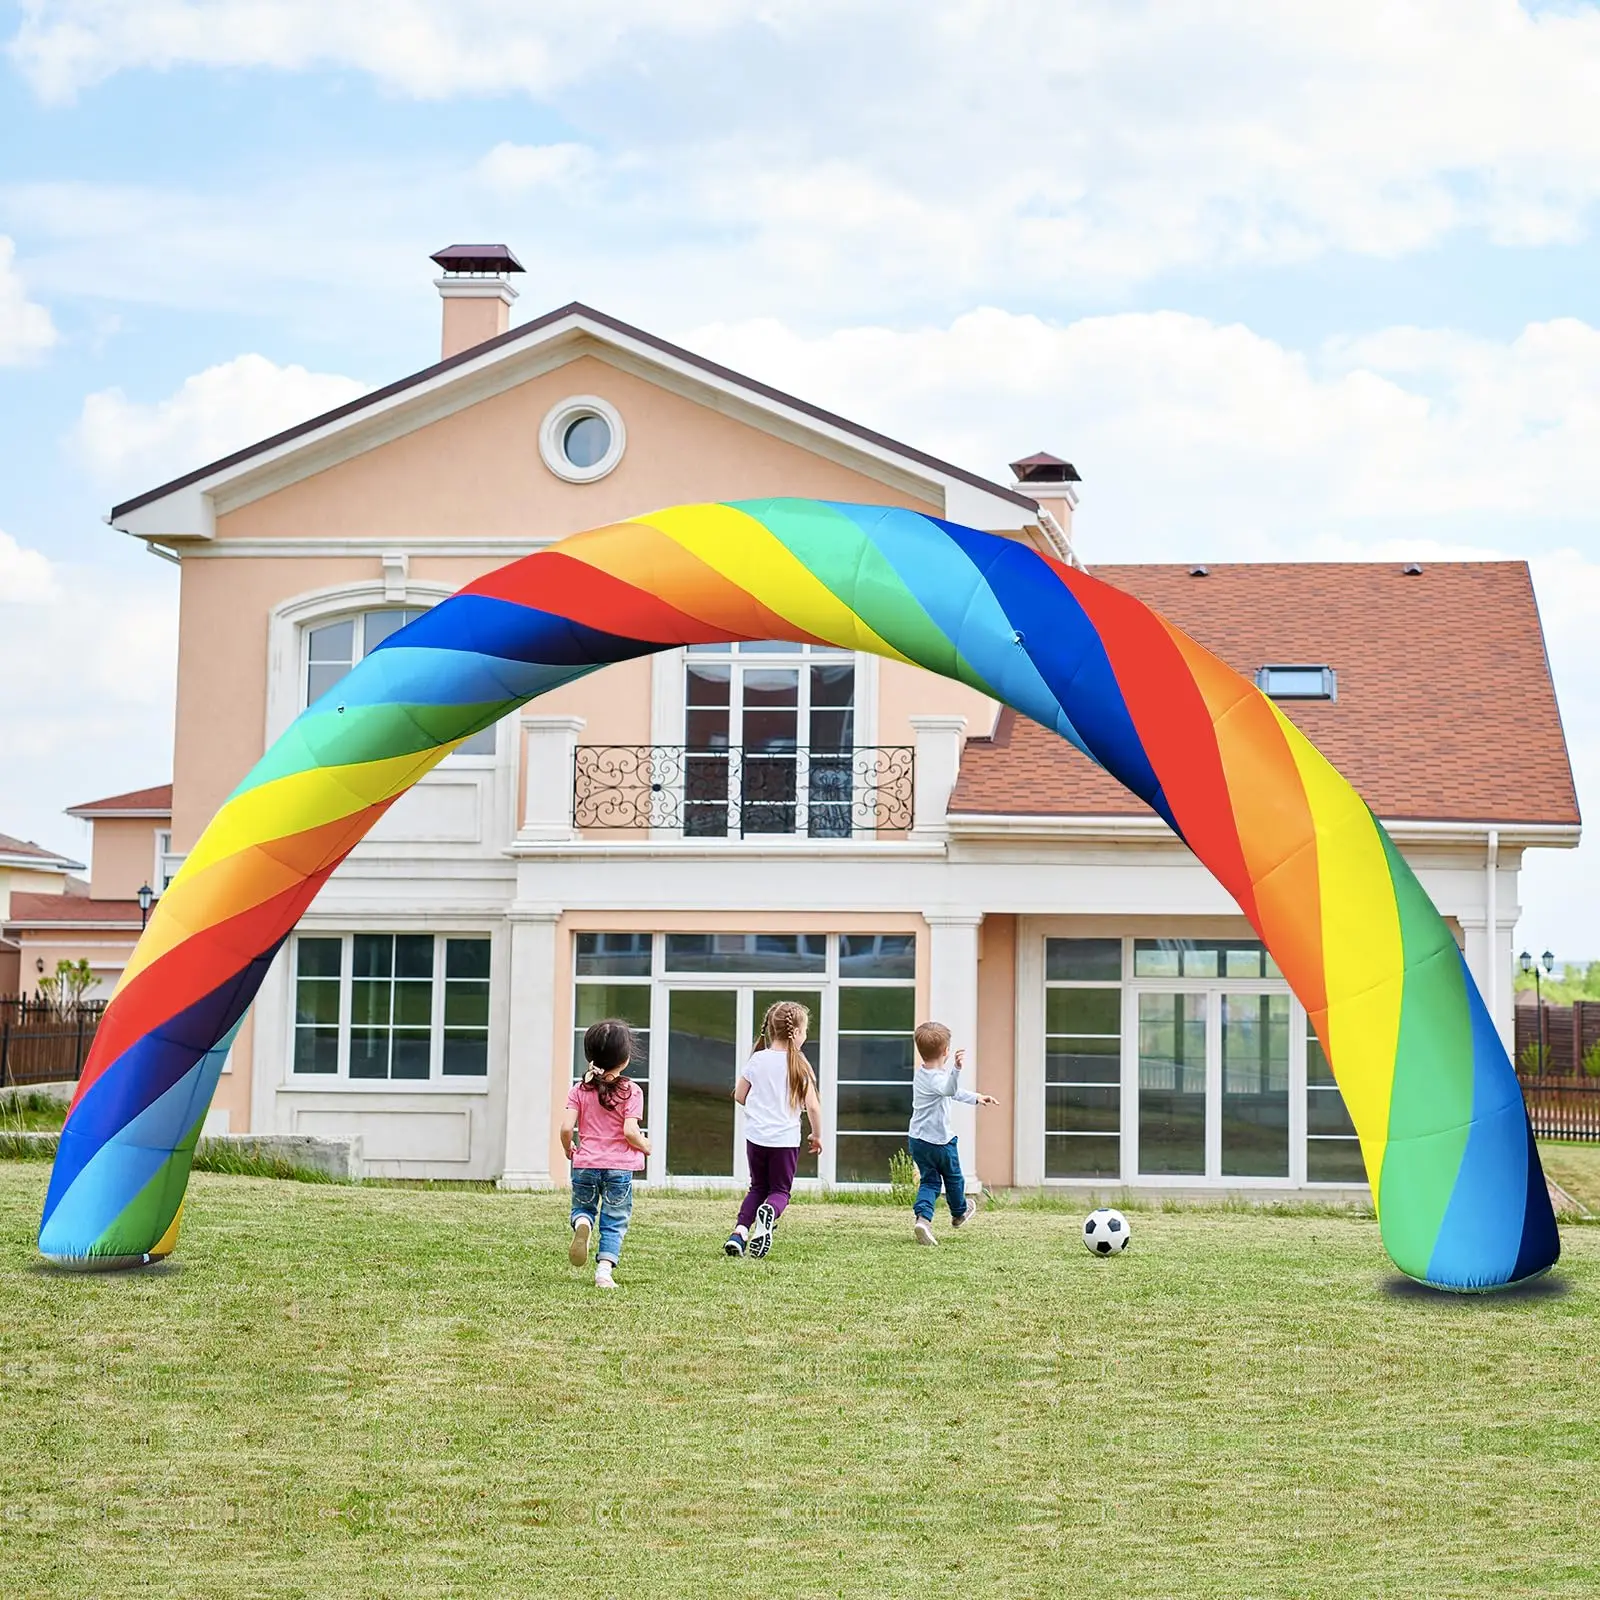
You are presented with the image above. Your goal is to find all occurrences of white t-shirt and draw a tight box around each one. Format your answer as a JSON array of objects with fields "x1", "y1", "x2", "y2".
[{"x1": 741, "y1": 1046, "x2": 805, "y2": 1148}]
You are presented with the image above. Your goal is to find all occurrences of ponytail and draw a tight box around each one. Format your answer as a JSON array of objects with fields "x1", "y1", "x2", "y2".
[
  {"x1": 757, "y1": 999, "x2": 813, "y2": 1111},
  {"x1": 581, "y1": 1017, "x2": 637, "y2": 1112}
]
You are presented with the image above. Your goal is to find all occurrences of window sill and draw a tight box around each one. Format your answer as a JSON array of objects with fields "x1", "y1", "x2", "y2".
[{"x1": 280, "y1": 1078, "x2": 491, "y2": 1095}]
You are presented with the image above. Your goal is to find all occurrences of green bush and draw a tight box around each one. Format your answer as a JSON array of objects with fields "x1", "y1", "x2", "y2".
[
  {"x1": 1582, "y1": 1040, "x2": 1600, "y2": 1080},
  {"x1": 888, "y1": 1147, "x2": 917, "y2": 1207},
  {"x1": 1519, "y1": 1041, "x2": 1550, "y2": 1075}
]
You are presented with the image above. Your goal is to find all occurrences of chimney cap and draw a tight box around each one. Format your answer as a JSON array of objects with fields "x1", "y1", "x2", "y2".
[
  {"x1": 1010, "y1": 451, "x2": 1081, "y2": 485},
  {"x1": 430, "y1": 243, "x2": 526, "y2": 276}
]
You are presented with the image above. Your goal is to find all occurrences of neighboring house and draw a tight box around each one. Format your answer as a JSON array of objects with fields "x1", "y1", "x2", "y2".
[
  {"x1": 1, "y1": 832, "x2": 86, "y2": 995},
  {"x1": 103, "y1": 243, "x2": 1580, "y2": 1185},
  {"x1": 0, "y1": 787, "x2": 172, "y2": 999}
]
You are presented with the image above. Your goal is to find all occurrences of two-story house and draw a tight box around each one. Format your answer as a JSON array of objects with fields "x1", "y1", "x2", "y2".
[{"x1": 102, "y1": 244, "x2": 1581, "y2": 1195}]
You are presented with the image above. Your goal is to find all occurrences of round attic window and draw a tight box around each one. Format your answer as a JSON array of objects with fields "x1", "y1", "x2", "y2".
[{"x1": 539, "y1": 395, "x2": 626, "y2": 483}]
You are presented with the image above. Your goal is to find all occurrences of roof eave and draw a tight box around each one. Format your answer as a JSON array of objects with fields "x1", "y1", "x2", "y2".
[
  {"x1": 946, "y1": 813, "x2": 1582, "y2": 848},
  {"x1": 109, "y1": 303, "x2": 1037, "y2": 542}
]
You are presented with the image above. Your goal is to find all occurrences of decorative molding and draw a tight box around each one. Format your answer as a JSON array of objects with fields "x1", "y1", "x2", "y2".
[
  {"x1": 381, "y1": 549, "x2": 409, "y2": 602},
  {"x1": 538, "y1": 393, "x2": 626, "y2": 484}
]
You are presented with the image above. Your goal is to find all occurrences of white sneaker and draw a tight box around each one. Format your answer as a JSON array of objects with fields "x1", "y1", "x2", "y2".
[
  {"x1": 595, "y1": 1261, "x2": 616, "y2": 1289},
  {"x1": 569, "y1": 1215, "x2": 592, "y2": 1266},
  {"x1": 748, "y1": 1202, "x2": 777, "y2": 1259},
  {"x1": 952, "y1": 1197, "x2": 978, "y2": 1229},
  {"x1": 914, "y1": 1218, "x2": 937, "y2": 1246}
]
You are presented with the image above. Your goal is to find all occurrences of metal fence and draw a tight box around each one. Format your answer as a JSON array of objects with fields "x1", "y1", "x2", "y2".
[{"x1": 0, "y1": 997, "x2": 106, "y2": 1087}]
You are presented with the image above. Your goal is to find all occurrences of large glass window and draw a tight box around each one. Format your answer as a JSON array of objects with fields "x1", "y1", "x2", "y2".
[
  {"x1": 1306, "y1": 1033, "x2": 1364, "y2": 1183},
  {"x1": 305, "y1": 609, "x2": 496, "y2": 756},
  {"x1": 1221, "y1": 993, "x2": 1289, "y2": 1177},
  {"x1": 665, "y1": 933, "x2": 826, "y2": 975},
  {"x1": 1135, "y1": 939, "x2": 1281, "y2": 980},
  {"x1": 835, "y1": 981, "x2": 916, "y2": 1184},
  {"x1": 1138, "y1": 992, "x2": 1207, "y2": 1175},
  {"x1": 573, "y1": 934, "x2": 652, "y2": 1133},
  {"x1": 1045, "y1": 939, "x2": 1122, "y2": 1179},
  {"x1": 682, "y1": 641, "x2": 856, "y2": 837},
  {"x1": 291, "y1": 933, "x2": 491, "y2": 1082}
]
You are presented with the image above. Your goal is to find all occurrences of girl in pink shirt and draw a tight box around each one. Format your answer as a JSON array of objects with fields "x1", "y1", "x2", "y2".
[{"x1": 560, "y1": 1018, "x2": 651, "y2": 1289}]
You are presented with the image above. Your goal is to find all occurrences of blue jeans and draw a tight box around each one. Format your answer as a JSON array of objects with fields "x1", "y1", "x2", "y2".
[
  {"x1": 570, "y1": 1168, "x2": 635, "y2": 1264},
  {"x1": 907, "y1": 1136, "x2": 966, "y2": 1223}
]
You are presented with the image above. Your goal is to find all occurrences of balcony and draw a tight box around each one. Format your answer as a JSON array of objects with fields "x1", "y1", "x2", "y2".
[{"x1": 572, "y1": 745, "x2": 915, "y2": 837}]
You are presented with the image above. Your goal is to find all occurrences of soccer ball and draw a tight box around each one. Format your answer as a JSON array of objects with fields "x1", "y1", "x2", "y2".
[{"x1": 1083, "y1": 1208, "x2": 1130, "y2": 1256}]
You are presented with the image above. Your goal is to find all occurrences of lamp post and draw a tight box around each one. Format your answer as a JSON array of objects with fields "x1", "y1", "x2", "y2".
[
  {"x1": 1519, "y1": 949, "x2": 1556, "y2": 1073},
  {"x1": 137, "y1": 883, "x2": 153, "y2": 931}
]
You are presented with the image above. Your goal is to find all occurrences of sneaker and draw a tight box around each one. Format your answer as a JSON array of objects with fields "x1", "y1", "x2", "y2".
[
  {"x1": 595, "y1": 1261, "x2": 615, "y2": 1289},
  {"x1": 914, "y1": 1217, "x2": 938, "y2": 1247},
  {"x1": 952, "y1": 1197, "x2": 979, "y2": 1229},
  {"x1": 569, "y1": 1215, "x2": 593, "y2": 1266},
  {"x1": 723, "y1": 1232, "x2": 747, "y2": 1258},
  {"x1": 747, "y1": 1202, "x2": 777, "y2": 1259}
]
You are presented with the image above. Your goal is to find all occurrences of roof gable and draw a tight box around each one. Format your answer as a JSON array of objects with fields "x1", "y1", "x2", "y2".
[{"x1": 112, "y1": 304, "x2": 1037, "y2": 543}]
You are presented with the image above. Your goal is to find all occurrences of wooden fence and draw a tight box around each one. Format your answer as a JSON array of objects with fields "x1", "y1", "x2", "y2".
[
  {"x1": 0, "y1": 997, "x2": 106, "y2": 1087},
  {"x1": 1515, "y1": 999, "x2": 1600, "y2": 1142}
]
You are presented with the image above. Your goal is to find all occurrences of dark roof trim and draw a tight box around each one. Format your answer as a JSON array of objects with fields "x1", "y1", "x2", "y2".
[{"x1": 112, "y1": 302, "x2": 1038, "y2": 519}]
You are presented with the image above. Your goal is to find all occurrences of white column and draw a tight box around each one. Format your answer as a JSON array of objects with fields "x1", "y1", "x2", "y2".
[
  {"x1": 499, "y1": 904, "x2": 562, "y2": 1190},
  {"x1": 908, "y1": 715, "x2": 967, "y2": 839},
  {"x1": 519, "y1": 715, "x2": 584, "y2": 841},
  {"x1": 925, "y1": 911, "x2": 985, "y2": 1190}
]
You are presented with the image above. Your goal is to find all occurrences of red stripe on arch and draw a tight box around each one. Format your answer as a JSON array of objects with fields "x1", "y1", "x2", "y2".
[{"x1": 1054, "y1": 560, "x2": 1259, "y2": 925}]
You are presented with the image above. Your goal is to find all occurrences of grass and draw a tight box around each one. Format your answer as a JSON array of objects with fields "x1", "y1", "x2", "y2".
[
  {"x1": 1540, "y1": 1142, "x2": 1600, "y2": 1213},
  {"x1": 0, "y1": 1091, "x2": 68, "y2": 1133},
  {"x1": 2, "y1": 1165, "x2": 1598, "y2": 1597}
]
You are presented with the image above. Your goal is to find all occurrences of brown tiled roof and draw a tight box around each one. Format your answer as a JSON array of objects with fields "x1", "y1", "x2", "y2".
[
  {"x1": 2, "y1": 894, "x2": 144, "y2": 929},
  {"x1": 950, "y1": 561, "x2": 1580, "y2": 827},
  {"x1": 66, "y1": 783, "x2": 172, "y2": 817},
  {"x1": 0, "y1": 833, "x2": 81, "y2": 867}
]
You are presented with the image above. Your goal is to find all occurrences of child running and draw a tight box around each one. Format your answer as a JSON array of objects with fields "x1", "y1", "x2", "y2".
[
  {"x1": 724, "y1": 1000, "x2": 823, "y2": 1259},
  {"x1": 560, "y1": 1018, "x2": 651, "y2": 1289},
  {"x1": 908, "y1": 1021, "x2": 998, "y2": 1246}
]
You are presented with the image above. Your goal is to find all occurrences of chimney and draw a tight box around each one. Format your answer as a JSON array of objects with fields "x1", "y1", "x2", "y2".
[
  {"x1": 431, "y1": 243, "x2": 525, "y2": 360},
  {"x1": 1010, "y1": 451, "x2": 1081, "y2": 566}
]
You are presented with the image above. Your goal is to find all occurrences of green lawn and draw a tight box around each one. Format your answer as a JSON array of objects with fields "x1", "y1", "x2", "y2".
[
  {"x1": 2, "y1": 1166, "x2": 1598, "y2": 1599},
  {"x1": 1540, "y1": 1142, "x2": 1600, "y2": 1214}
]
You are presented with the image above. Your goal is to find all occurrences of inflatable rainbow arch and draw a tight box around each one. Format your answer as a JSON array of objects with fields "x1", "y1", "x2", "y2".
[{"x1": 39, "y1": 499, "x2": 1558, "y2": 1289}]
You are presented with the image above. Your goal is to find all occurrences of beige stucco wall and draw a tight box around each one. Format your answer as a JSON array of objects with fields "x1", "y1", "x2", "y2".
[
  {"x1": 12, "y1": 932, "x2": 137, "y2": 1000},
  {"x1": 215, "y1": 353, "x2": 943, "y2": 544},
  {"x1": 976, "y1": 913, "x2": 1017, "y2": 1187},
  {"x1": 90, "y1": 817, "x2": 164, "y2": 900},
  {"x1": 0, "y1": 865, "x2": 69, "y2": 918}
]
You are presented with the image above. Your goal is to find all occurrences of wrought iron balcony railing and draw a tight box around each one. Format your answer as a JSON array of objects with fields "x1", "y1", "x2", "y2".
[{"x1": 572, "y1": 745, "x2": 915, "y2": 837}]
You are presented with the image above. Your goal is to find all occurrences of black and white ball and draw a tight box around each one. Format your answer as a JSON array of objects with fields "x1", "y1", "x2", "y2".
[{"x1": 1082, "y1": 1207, "x2": 1130, "y2": 1255}]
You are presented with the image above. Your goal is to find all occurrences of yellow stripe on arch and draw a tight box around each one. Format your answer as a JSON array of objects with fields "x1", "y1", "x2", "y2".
[
  {"x1": 636, "y1": 504, "x2": 914, "y2": 662},
  {"x1": 1276, "y1": 706, "x2": 1404, "y2": 1206}
]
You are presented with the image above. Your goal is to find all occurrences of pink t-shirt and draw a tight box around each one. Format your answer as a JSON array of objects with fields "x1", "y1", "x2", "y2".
[{"x1": 567, "y1": 1077, "x2": 646, "y2": 1172}]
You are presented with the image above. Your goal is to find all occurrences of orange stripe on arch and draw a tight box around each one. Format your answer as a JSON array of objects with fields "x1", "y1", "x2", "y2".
[
  {"x1": 556, "y1": 520, "x2": 829, "y2": 645},
  {"x1": 1160, "y1": 624, "x2": 1327, "y2": 1022}
]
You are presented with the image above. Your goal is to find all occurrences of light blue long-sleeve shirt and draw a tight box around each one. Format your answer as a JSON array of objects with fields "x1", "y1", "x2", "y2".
[{"x1": 908, "y1": 1063, "x2": 980, "y2": 1145}]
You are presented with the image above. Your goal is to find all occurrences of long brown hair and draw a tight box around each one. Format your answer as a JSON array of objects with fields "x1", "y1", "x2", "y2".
[
  {"x1": 757, "y1": 1000, "x2": 813, "y2": 1111},
  {"x1": 580, "y1": 1018, "x2": 637, "y2": 1112}
]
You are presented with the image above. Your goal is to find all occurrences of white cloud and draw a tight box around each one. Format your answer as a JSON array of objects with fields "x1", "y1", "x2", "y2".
[
  {"x1": 476, "y1": 142, "x2": 600, "y2": 195},
  {"x1": 73, "y1": 352, "x2": 367, "y2": 497},
  {"x1": 12, "y1": 3, "x2": 1600, "y2": 287},
  {"x1": 0, "y1": 544, "x2": 177, "y2": 861},
  {"x1": 684, "y1": 308, "x2": 1600, "y2": 560},
  {"x1": 0, "y1": 234, "x2": 55, "y2": 363},
  {"x1": 0, "y1": 530, "x2": 60, "y2": 604}
]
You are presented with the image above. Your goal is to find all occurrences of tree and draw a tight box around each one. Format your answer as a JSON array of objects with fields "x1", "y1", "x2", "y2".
[{"x1": 36, "y1": 958, "x2": 96, "y2": 1012}]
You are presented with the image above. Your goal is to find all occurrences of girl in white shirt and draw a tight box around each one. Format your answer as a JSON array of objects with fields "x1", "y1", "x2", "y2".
[{"x1": 723, "y1": 1000, "x2": 823, "y2": 1259}]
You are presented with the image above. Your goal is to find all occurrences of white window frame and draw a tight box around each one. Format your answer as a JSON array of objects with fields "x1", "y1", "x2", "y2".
[
  {"x1": 1020, "y1": 930, "x2": 1345, "y2": 1191},
  {"x1": 288, "y1": 930, "x2": 493, "y2": 1091}
]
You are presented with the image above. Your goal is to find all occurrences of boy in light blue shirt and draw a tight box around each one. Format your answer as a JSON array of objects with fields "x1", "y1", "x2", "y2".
[{"x1": 907, "y1": 1021, "x2": 997, "y2": 1246}]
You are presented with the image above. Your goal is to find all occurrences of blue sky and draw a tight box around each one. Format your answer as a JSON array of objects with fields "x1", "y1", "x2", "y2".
[{"x1": 1, "y1": 0, "x2": 1598, "y2": 958}]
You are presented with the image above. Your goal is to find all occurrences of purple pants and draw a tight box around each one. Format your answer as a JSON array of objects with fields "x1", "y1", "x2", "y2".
[{"x1": 736, "y1": 1141, "x2": 800, "y2": 1229}]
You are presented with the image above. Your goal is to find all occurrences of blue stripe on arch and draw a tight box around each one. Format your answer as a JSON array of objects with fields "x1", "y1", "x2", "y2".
[
  {"x1": 372, "y1": 593, "x2": 656, "y2": 670},
  {"x1": 825, "y1": 504, "x2": 1092, "y2": 752},
  {"x1": 926, "y1": 518, "x2": 1172, "y2": 824}
]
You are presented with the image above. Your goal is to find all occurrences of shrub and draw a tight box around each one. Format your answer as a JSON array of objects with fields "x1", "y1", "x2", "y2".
[
  {"x1": 888, "y1": 1147, "x2": 918, "y2": 1207},
  {"x1": 1519, "y1": 1042, "x2": 1550, "y2": 1075},
  {"x1": 1582, "y1": 1040, "x2": 1600, "y2": 1080}
]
